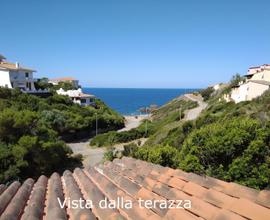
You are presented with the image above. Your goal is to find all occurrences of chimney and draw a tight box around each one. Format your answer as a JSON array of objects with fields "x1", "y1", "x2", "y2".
[{"x1": 15, "y1": 62, "x2": 19, "y2": 68}]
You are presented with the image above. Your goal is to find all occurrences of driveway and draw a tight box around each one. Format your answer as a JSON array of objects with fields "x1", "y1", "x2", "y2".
[{"x1": 184, "y1": 94, "x2": 207, "y2": 121}]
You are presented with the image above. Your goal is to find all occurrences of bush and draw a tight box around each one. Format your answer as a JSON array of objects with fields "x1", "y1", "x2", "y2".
[
  {"x1": 90, "y1": 128, "x2": 146, "y2": 147},
  {"x1": 199, "y1": 87, "x2": 214, "y2": 101},
  {"x1": 103, "y1": 149, "x2": 116, "y2": 162},
  {"x1": 134, "y1": 145, "x2": 181, "y2": 168},
  {"x1": 123, "y1": 143, "x2": 139, "y2": 157},
  {"x1": 179, "y1": 117, "x2": 270, "y2": 189}
]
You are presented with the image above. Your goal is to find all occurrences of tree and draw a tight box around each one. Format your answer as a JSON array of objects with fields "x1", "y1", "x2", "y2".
[
  {"x1": 0, "y1": 87, "x2": 123, "y2": 183},
  {"x1": 230, "y1": 73, "x2": 244, "y2": 88}
]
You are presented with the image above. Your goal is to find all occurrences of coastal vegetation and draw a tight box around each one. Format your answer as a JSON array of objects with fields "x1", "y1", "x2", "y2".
[
  {"x1": 0, "y1": 87, "x2": 124, "y2": 183},
  {"x1": 90, "y1": 98, "x2": 198, "y2": 147},
  {"x1": 101, "y1": 77, "x2": 270, "y2": 190}
]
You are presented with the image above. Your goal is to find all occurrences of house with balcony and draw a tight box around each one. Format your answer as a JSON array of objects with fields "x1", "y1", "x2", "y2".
[
  {"x1": 225, "y1": 64, "x2": 270, "y2": 103},
  {"x1": 57, "y1": 88, "x2": 95, "y2": 106},
  {"x1": 0, "y1": 54, "x2": 38, "y2": 92}
]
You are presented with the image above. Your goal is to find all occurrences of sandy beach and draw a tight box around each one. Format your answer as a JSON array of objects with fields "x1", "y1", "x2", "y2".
[{"x1": 117, "y1": 115, "x2": 149, "y2": 132}]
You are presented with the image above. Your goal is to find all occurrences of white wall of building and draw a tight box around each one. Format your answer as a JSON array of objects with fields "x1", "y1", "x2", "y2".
[
  {"x1": 250, "y1": 69, "x2": 270, "y2": 81},
  {"x1": 0, "y1": 69, "x2": 36, "y2": 91},
  {"x1": 227, "y1": 65, "x2": 270, "y2": 103},
  {"x1": 57, "y1": 88, "x2": 83, "y2": 97},
  {"x1": 230, "y1": 84, "x2": 249, "y2": 103},
  {"x1": 57, "y1": 88, "x2": 95, "y2": 106},
  {"x1": 72, "y1": 97, "x2": 94, "y2": 106},
  {"x1": 0, "y1": 70, "x2": 12, "y2": 88},
  {"x1": 230, "y1": 81, "x2": 269, "y2": 103},
  {"x1": 246, "y1": 82, "x2": 269, "y2": 100}
]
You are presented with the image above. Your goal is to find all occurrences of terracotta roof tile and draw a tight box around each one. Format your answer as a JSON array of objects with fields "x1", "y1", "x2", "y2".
[
  {"x1": 164, "y1": 208, "x2": 200, "y2": 220},
  {"x1": 74, "y1": 168, "x2": 121, "y2": 220},
  {"x1": 0, "y1": 178, "x2": 34, "y2": 220},
  {"x1": 0, "y1": 185, "x2": 6, "y2": 196},
  {"x1": 62, "y1": 170, "x2": 96, "y2": 220},
  {"x1": 0, "y1": 61, "x2": 35, "y2": 72},
  {"x1": 256, "y1": 190, "x2": 270, "y2": 208},
  {"x1": 213, "y1": 209, "x2": 247, "y2": 220},
  {"x1": 44, "y1": 172, "x2": 67, "y2": 220},
  {"x1": 0, "y1": 157, "x2": 270, "y2": 220},
  {"x1": 0, "y1": 181, "x2": 21, "y2": 215},
  {"x1": 21, "y1": 176, "x2": 48, "y2": 220},
  {"x1": 49, "y1": 77, "x2": 77, "y2": 82},
  {"x1": 231, "y1": 198, "x2": 270, "y2": 220}
]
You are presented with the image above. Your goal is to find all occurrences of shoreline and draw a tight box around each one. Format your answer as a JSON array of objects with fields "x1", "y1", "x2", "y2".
[{"x1": 118, "y1": 114, "x2": 150, "y2": 132}]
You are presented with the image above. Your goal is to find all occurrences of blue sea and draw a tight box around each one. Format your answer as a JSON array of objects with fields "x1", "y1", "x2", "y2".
[{"x1": 83, "y1": 88, "x2": 198, "y2": 115}]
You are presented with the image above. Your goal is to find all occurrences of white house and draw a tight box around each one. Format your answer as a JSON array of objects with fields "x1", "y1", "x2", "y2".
[
  {"x1": 57, "y1": 88, "x2": 95, "y2": 106},
  {"x1": 225, "y1": 64, "x2": 270, "y2": 103},
  {"x1": 0, "y1": 54, "x2": 38, "y2": 91},
  {"x1": 49, "y1": 77, "x2": 79, "y2": 88}
]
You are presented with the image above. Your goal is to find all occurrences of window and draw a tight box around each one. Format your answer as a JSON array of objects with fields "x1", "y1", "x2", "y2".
[
  {"x1": 81, "y1": 99, "x2": 86, "y2": 103},
  {"x1": 25, "y1": 72, "x2": 29, "y2": 78}
]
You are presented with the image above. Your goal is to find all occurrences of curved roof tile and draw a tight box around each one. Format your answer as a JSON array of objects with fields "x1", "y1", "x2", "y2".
[{"x1": 0, "y1": 157, "x2": 269, "y2": 220}]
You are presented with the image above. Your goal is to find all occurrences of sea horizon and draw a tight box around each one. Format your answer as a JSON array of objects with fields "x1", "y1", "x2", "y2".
[
  {"x1": 83, "y1": 87, "x2": 201, "y2": 90},
  {"x1": 83, "y1": 87, "x2": 200, "y2": 115}
]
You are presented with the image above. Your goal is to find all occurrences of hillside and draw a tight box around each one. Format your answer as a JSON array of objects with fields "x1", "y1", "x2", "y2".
[
  {"x1": 0, "y1": 87, "x2": 124, "y2": 183},
  {"x1": 128, "y1": 84, "x2": 270, "y2": 190},
  {"x1": 90, "y1": 96, "x2": 198, "y2": 147}
]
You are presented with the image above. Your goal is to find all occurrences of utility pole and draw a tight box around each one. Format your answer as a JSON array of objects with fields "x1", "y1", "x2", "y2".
[
  {"x1": 145, "y1": 119, "x2": 148, "y2": 137},
  {"x1": 95, "y1": 113, "x2": 98, "y2": 136}
]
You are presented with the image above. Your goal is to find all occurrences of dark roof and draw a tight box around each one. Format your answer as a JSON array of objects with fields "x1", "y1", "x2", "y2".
[
  {"x1": 231, "y1": 84, "x2": 240, "y2": 88},
  {"x1": 249, "y1": 66, "x2": 260, "y2": 69},
  {"x1": 0, "y1": 157, "x2": 269, "y2": 220}
]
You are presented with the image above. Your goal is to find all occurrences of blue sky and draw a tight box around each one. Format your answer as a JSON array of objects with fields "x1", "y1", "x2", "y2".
[{"x1": 1, "y1": 0, "x2": 270, "y2": 88}]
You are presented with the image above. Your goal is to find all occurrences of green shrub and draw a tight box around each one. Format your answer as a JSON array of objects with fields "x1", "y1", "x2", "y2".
[
  {"x1": 134, "y1": 145, "x2": 181, "y2": 168},
  {"x1": 199, "y1": 87, "x2": 214, "y2": 101},
  {"x1": 179, "y1": 117, "x2": 270, "y2": 189},
  {"x1": 103, "y1": 149, "x2": 116, "y2": 162},
  {"x1": 90, "y1": 127, "x2": 146, "y2": 147},
  {"x1": 123, "y1": 143, "x2": 138, "y2": 157}
]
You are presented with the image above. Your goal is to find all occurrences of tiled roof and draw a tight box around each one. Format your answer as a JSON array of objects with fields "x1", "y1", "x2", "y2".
[
  {"x1": 0, "y1": 157, "x2": 269, "y2": 220},
  {"x1": 49, "y1": 77, "x2": 77, "y2": 82},
  {"x1": 0, "y1": 61, "x2": 35, "y2": 72}
]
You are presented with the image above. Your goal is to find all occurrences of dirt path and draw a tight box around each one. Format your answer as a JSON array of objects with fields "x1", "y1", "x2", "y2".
[
  {"x1": 67, "y1": 115, "x2": 147, "y2": 168},
  {"x1": 68, "y1": 140, "x2": 106, "y2": 167},
  {"x1": 68, "y1": 95, "x2": 206, "y2": 168},
  {"x1": 184, "y1": 94, "x2": 207, "y2": 121}
]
